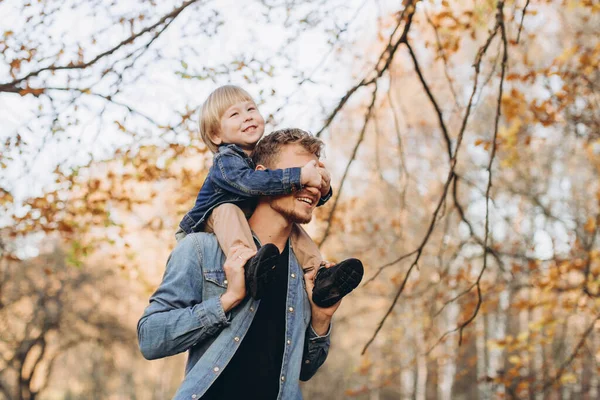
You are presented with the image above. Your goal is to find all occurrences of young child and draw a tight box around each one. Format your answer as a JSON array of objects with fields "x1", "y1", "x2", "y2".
[{"x1": 176, "y1": 85, "x2": 363, "y2": 307}]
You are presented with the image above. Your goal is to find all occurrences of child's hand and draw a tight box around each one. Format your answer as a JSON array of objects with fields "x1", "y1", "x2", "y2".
[
  {"x1": 301, "y1": 160, "x2": 322, "y2": 189},
  {"x1": 318, "y1": 162, "x2": 331, "y2": 197}
]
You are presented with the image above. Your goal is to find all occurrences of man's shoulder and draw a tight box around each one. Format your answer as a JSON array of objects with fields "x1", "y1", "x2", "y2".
[
  {"x1": 176, "y1": 232, "x2": 219, "y2": 251},
  {"x1": 174, "y1": 233, "x2": 225, "y2": 270}
]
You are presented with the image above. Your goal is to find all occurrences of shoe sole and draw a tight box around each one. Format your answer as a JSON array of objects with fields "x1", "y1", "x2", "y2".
[{"x1": 313, "y1": 259, "x2": 363, "y2": 308}]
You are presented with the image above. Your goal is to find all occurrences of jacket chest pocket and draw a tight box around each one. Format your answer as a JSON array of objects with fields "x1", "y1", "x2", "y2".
[{"x1": 203, "y1": 270, "x2": 228, "y2": 298}]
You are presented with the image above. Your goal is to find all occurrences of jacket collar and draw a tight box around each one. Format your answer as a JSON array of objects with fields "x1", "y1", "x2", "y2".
[{"x1": 218, "y1": 143, "x2": 251, "y2": 157}]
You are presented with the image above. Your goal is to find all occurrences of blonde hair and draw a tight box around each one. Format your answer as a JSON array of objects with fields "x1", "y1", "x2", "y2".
[{"x1": 199, "y1": 85, "x2": 255, "y2": 153}]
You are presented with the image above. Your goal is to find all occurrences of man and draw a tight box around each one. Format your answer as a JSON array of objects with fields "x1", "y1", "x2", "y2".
[{"x1": 137, "y1": 129, "x2": 345, "y2": 399}]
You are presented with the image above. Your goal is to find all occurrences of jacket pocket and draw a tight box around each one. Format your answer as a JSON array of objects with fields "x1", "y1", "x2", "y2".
[{"x1": 203, "y1": 270, "x2": 227, "y2": 288}]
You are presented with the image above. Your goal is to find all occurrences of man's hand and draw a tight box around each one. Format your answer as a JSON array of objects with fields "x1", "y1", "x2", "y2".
[
  {"x1": 301, "y1": 160, "x2": 322, "y2": 189},
  {"x1": 317, "y1": 161, "x2": 331, "y2": 198},
  {"x1": 303, "y1": 264, "x2": 341, "y2": 336},
  {"x1": 220, "y1": 245, "x2": 256, "y2": 312}
]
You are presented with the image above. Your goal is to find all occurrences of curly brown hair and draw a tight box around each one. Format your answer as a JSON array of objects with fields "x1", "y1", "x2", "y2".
[{"x1": 251, "y1": 128, "x2": 324, "y2": 168}]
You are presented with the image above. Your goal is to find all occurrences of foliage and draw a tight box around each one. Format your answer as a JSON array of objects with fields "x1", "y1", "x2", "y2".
[{"x1": 1, "y1": 0, "x2": 600, "y2": 399}]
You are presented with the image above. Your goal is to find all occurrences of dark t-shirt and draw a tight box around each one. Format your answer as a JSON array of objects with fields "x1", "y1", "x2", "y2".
[{"x1": 202, "y1": 243, "x2": 290, "y2": 400}]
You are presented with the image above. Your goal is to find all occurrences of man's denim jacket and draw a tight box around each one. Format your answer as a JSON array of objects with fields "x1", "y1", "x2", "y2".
[
  {"x1": 179, "y1": 144, "x2": 332, "y2": 234},
  {"x1": 137, "y1": 233, "x2": 331, "y2": 400}
]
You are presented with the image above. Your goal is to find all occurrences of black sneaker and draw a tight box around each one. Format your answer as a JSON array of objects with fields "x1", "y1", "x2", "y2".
[
  {"x1": 244, "y1": 243, "x2": 280, "y2": 300},
  {"x1": 312, "y1": 258, "x2": 363, "y2": 308}
]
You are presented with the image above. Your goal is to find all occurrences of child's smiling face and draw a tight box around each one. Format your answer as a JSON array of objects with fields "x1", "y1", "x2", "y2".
[{"x1": 214, "y1": 100, "x2": 265, "y2": 153}]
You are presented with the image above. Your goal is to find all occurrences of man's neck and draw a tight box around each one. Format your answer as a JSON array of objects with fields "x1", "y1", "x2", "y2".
[{"x1": 249, "y1": 203, "x2": 293, "y2": 252}]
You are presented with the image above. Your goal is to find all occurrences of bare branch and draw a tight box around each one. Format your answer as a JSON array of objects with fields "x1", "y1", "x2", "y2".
[
  {"x1": 455, "y1": 0, "x2": 509, "y2": 345},
  {"x1": 516, "y1": 0, "x2": 531, "y2": 44},
  {"x1": 405, "y1": 40, "x2": 452, "y2": 161},
  {"x1": 0, "y1": 0, "x2": 201, "y2": 93},
  {"x1": 362, "y1": 170, "x2": 457, "y2": 355},
  {"x1": 386, "y1": 78, "x2": 409, "y2": 185},
  {"x1": 424, "y1": 8, "x2": 462, "y2": 109},
  {"x1": 541, "y1": 315, "x2": 600, "y2": 392},
  {"x1": 318, "y1": 84, "x2": 378, "y2": 247},
  {"x1": 315, "y1": 0, "x2": 418, "y2": 138},
  {"x1": 362, "y1": 0, "x2": 509, "y2": 355}
]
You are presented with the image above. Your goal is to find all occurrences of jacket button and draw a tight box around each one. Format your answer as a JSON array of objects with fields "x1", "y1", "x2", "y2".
[
  {"x1": 287, "y1": 339, "x2": 291, "y2": 345},
  {"x1": 224, "y1": 279, "x2": 228, "y2": 285},
  {"x1": 305, "y1": 359, "x2": 310, "y2": 364},
  {"x1": 213, "y1": 367, "x2": 220, "y2": 372},
  {"x1": 281, "y1": 376, "x2": 285, "y2": 382},
  {"x1": 192, "y1": 395, "x2": 197, "y2": 399},
  {"x1": 234, "y1": 337, "x2": 240, "y2": 342},
  {"x1": 250, "y1": 307, "x2": 255, "y2": 312},
  {"x1": 291, "y1": 273, "x2": 296, "y2": 278},
  {"x1": 288, "y1": 307, "x2": 294, "y2": 312}
]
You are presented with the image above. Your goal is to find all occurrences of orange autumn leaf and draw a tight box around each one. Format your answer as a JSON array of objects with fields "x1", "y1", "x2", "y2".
[{"x1": 584, "y1": 217, "x2": 597, "y2": 234}]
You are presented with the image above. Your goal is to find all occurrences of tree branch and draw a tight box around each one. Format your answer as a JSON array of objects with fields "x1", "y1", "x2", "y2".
[
  {"x1": 455, "y1": 0, "x2": 509, "y2": 345},
  {"x1": 516, "y1": 0, "x2": 531, "y2": 44},
  {"x1": 0, "y1": 0, "x2": 201, "y2": 93},
  {"x1": 362, "y1": 0, "x2": 509, "y2": 355},
  {"x1": 315, "y1": 0, "x2": 418, "y2": 138},
  {"x1": 318, "y1": 84, "x2": 378, "y2": 247},
  {"x1": 541, "y1": 314, "x2": 600, "y2": 392}
]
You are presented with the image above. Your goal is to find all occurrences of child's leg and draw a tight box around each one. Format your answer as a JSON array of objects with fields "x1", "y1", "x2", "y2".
[
  {"x1": 290, "y1": 224, "x2": 323, "y2": 272},
  {"x1": 292, "y1": 223, "x2": 364, "y2": 308},
  {"x1": 206, "y1": 203, "x2": 257, "y2": 255},
  {"x1": 208, "y1": 203, "x2": 280, "y2": 300}
]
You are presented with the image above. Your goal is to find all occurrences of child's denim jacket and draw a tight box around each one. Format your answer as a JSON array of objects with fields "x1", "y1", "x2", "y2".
[{"x1": 178, "y1": 144, "x2": 332, "y2": 234}]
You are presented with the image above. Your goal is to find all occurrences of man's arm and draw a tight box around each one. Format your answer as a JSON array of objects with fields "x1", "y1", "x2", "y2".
[
  {"x1": 137, "y1": 238, "x2": 230, "y2": 360},
  {"x1": 299, "y1": 319, "x2": 332, "y2": 381},
  {"x1": 299, "y1": 267, "x2": 340, "y2": 381}
]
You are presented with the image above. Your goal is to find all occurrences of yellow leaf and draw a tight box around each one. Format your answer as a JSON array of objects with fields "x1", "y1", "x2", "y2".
[
  {"x1": 517, "y1": 331, "x2": 529, "y2": 342},
  {"x1": 555, "y1": 46, "x2": 578, "y2": 64},
  {"x1": 560, "y1": 373, "x2": 577, "y2": 384},
  {"x1": 508, "y1": 355, "x2": 521, "y2": 365}
]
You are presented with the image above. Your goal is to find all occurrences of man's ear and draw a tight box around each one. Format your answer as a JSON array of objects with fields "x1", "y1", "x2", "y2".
[{"x1": 255, "y1": 164, "x2": 267, "y2": 171}]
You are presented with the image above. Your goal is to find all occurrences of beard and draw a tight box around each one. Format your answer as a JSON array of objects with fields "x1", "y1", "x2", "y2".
[{"x1": 269, "y1": 199, "x2": 313, "y2": 224}]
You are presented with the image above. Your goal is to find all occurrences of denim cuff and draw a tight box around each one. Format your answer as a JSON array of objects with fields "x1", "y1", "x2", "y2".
[
  {"x1": 317, "y1": 186, "x2": 333, "y2": 207},
  {"x1": 308, "y1": 322, "x2": 332, "y2": 342},
  {"x1": 285, "y1": 167, "x2": 302, "y2": 192},
  {"x1": 194, "y1": 296, "x2": 231, "y2": 329}
]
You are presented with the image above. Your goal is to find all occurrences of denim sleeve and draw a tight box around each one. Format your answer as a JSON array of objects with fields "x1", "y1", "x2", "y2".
[
  {"x1": 299, "y1": 323, "x2": 332, "y2": 381},
  {"x1": 317, "y1": 187, "x2": 333, "y2": 207},
  {"x1": 137, "y1": 240, "x2": 230, "y2": 360},
  {"x1": 212, "y1": 152, "x2": 302, "y2": 197}
]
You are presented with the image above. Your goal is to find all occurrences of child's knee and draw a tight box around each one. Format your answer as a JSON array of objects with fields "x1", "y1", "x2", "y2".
[
  {"x1": 211, "y1": 203, "x2": 247, "y2": 222},
  {"x1": 213, "y1": 203, "x2": 243, "y2": 216}
]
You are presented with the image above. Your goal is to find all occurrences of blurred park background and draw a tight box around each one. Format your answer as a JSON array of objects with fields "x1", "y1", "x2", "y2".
[{"x1": 1, "y1": 0, "x2": 599, "y2": 399}]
